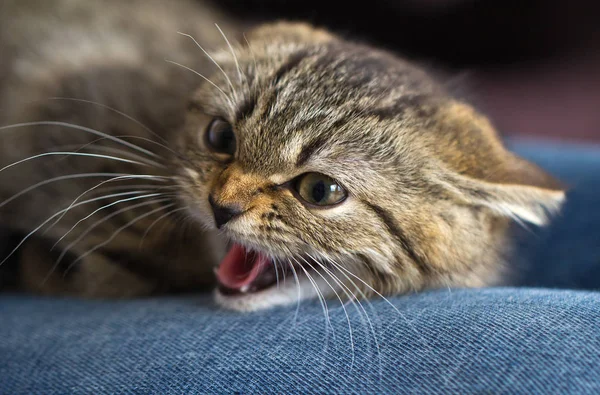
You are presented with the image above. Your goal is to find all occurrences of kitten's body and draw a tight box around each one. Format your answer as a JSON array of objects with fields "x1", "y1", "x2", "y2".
[
  {"x1": 0, "y1": 0, "x2": 233, "y2": 295},
  {"x1": 0, "y1": 1, "x2": 563, "y2": 309}
]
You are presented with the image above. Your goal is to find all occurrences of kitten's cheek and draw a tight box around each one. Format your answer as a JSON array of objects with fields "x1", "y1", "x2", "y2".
[
  {"x1": 177, "y1": 187, "x2": 215, "y2": 228},
  {"x1": 219, "y1": 213, "x2": 259, "y2": 236},
  {"x1": 304, "y1": 197, "x2": 355, "y2": 218}
]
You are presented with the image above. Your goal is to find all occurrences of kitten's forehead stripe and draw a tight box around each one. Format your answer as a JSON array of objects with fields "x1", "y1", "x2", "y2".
[
  {"x1": 364, "y1": 201, "x2": 432, "y2": 275},
  {"x1": 366, "y1": 94, "x2": 430, "y2": 120},
  {"x1": 295, "y1": 135, "x2": 330, "y2": 167},
  {"x1": 256, "y1": 50, "x2": 310, "y2": 120},
  {"x1": 272, "y1": 50, "x2": 309, "y2": 86},
  {"x1": 235, "y1": 94, "x2": 257, "y2": 122}
]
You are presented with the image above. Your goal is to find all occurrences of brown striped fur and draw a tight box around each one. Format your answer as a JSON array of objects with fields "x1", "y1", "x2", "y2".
[{"x1": 0, "y1": 2, "x2": 564, "y2": 310}]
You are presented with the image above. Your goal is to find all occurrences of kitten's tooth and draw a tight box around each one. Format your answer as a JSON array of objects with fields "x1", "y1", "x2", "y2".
[{"x1": 240, "y1": 285, "x2": 249, "y2": 293}]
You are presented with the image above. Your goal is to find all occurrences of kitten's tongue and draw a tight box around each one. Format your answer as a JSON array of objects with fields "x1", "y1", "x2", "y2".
[{"x1": 216, "y1": 244, "x2": 272, "y2": 292}]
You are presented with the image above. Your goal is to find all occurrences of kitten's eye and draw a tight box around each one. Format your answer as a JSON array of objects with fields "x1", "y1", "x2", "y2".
[
  {"x1": 294, "y1": 173, "x2": 347, "y2": 207},
  {"x1": 205, "y1": 118, "x2": 236, "y2": 155}
]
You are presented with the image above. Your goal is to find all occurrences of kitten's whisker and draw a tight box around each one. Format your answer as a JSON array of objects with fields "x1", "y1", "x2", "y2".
[
  {"x1": 271, "y1": 256, "x2": 281, "y2": 289},
  {"x1": 243, "y1": 33, "x2": 259, "y2": 87},
  {"x1": 0, "y1": 121, "x2": 159, "y2": 159},
  {"x1": 0, "y1": 172, "x2": 158, "y2": 210},
  {"x1": 46, "y1": 97, "x2": 170, "y2": 145},
  {"x1": 0, "y1": 151, "x2": 153, "y2": 174},
  {"x1": 326, "y1": 256, "x2": 432, "y2": 368},
  {"x1": 139, "y1": 206, "x2": 187, "y2": 250},
  {"x1": 322, "y1": 255, "x2": 387, "y2": 330},
  {"x1": 113, "y1": 136, "x2": 184, "y2": 159},
  {"x1": 323, "y1": 254, "x2": 404, "y2": 319},
  {"x1": 291, "y1": 256, "x2": 334, "y2": 356},
  {"x1": 165, "y1": 60, "x2": 235, "y2": 110},
  {"x1": 52, "y1": 198, "x2": 173, "y2": 276},
  {"x1": 321, "y1": 255, "x2": 378, "y2": 315},
  {"x1": 177, "y1": 32, "x2": 237, "y2": 102},
  {"x1": 298, "y1": 255, "x2": 356, "y2": 369},
  {"x1": 215, "y1": 24, "x2": 244, "y2": 88},
  {"x1": 0, "y1": 191, "x2": 153, "y2": 267},
  {"x1": 88, "y1": 184, "x2": 178, "y2": 197},
  {"x1": 291, "y1": 256, "x2": 334, "y2": 338},
  {"x1": 53, "y1": 192, "x2": 165, "y2": 249},
  {"x1": 53, "y1": 143, "x2": 166, "y2": 168},
  {"x1": 45, "y1": 174, "x2": 169, "y2": 234},
  {"x1": 62, "y1": 201, "x2": 176, "y2": 278},
  {"x1": 317, "y1": 256, "x2": 389, "y2": 375},
  {"x1": 285, "y1": 258, "x2": 302, "y2": 325},
  {"x1": 66, "y1": 134, "x2": 186, "y2": 162},
  {"x1": 277, "y1": 258, "x2": 287, "y2": 287},
  {"x1": 162, "y1": 206, "x2": 189, "y2": 236},
  {"x1": 320, "y1": 255, "x2": 383, "y2": 378}
]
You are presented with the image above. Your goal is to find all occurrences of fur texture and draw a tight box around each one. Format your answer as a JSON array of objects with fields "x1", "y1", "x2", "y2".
[{"x1": 0, "y1": 1, "x2": 564, "y2": 310}]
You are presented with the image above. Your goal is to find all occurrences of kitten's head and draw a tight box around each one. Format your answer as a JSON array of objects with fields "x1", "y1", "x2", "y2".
[{"x1": 174, "y1": 23, "x2": 564, "y2": 311}]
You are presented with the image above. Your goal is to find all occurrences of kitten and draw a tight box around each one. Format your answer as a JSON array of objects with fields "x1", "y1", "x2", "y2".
[{"x1": 0, "y1": 0, "x2": 564, "y2": 310}]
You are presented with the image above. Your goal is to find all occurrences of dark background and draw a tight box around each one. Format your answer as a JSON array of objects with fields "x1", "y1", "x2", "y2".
[{"x1": 218, "y1": 0, "x2": 600, "y2": 142}]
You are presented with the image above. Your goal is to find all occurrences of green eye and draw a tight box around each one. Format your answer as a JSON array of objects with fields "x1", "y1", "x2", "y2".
[
  {"x1": 294, "y1": 173, "x2": 347, "y2": 207},
  {"x1": 205, "y1": 117, "x2": 236, "y2": 155}
]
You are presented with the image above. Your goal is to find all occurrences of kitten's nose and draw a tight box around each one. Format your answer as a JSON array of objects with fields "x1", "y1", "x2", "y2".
[{"x1": 208, "y1": 195, "x2": 243, "y2": 229}]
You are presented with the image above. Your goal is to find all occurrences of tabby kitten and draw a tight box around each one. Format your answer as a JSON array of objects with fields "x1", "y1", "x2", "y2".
[{"x1": 0, "y1": 0, "x2": 564, "y2": 311}]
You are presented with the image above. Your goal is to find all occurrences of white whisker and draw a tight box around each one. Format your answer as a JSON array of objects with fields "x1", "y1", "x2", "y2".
[
  {"x1": 277, "y1": 258, "x2": 288, "y2": 287},
  {"x1": 0, "y1": 151, "x2": 152, "y2": 174},
  {"x1": 325, "y1": 255, "x2": 433, "y2": 375},
  {"x1": 285, "y1": 257, "x2": 302, "y2": 325},
  {"x1": 53, "y1": 143, "x2": 166, "y2": 168},
  {"x1": 107, "y1": 135, "x2": 185, "y2": 160},
  {"x1": 63, "y1": 202, "x2": 176, "y2": 276},
  {"x1": 177, "y1": 32, "x2": 237, "y2": 101},
  {"x1": 243, "y1": 33, "x2": 259, "y2": 87},
  {"x1": 165, "y1": 60, "x2": 234, "y2": 109},
  {"x1": 51, "y1": 198, "x2": 173, "y2": 276},
  {"x1": 0, "y1": 190, "x2": 153, "y2": 267},
  {"x1": 291, "y1": 256, "x2": 334, "y2": 357},
  {"x1": 291, "y1": 256, "x2": 334, "y2": 337},
  {"x1": 46, "y1": 97, "x2": 169, "y2": 144},
  {"x1": 139, "y1": 206, "x2": 187, "y2": 249},
  {"x1": 215, "y1": 24, "x2": 244, "y2": 87},
  {"x1": 44, "y1": 174, "x2": 169, "y2": 233},
  {"x1": 66, "y1": 134, "x2": 185, "y2": 160},
  {"x1": 87, "y1": 184, "x2": 178, "y2": 196},
  {"x1": 324, "y1": 255, "x2": 406, "y2": 320},
  {"x1": 0, "y1": 121, "x2": 159, "y2": 158},
  {"x1": 299, "y1": 255, "x2": 356, "y2": 369},
  {"x1": 0, "y1": 172, "x2": 155, "y2": 210},
  {"x1": 320, "y1": 255, "x2": 383, "y2": 378},
  {"x1": 271, "y1": 256, "x2": 281, "y2": 289},
  {"x1": 53, "y1": 192, "x2": 165, "y2": 248}
]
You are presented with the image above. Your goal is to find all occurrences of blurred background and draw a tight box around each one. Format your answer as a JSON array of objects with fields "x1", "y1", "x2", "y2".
[{"x1": 218, "y1": 0, "x2": 600, "y2": 142}]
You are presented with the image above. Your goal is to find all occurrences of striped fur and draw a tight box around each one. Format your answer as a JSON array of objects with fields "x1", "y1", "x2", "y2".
[{"x1": 0, "y1": 2, "x2": 563, "y2": 309}]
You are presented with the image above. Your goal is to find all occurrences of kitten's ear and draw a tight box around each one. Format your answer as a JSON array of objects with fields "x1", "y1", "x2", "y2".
[
  {"x1": 446, "y1": 169, "x2": 566, "y2": 226},
  {"x1": 435, "y1": 102, "x2": 566, "y2": 226},
  {"x1": 246, "y1": 22, "x2": 337, "y2": 45}
]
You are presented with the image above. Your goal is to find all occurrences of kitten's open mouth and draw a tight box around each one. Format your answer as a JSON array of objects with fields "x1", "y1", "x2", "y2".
[
  {"x1": 216, "y1": 243, "x2": 299, "y2": 295},
  {"x1": 214, "y1": 243, "x2": 340, "y2": 311}
]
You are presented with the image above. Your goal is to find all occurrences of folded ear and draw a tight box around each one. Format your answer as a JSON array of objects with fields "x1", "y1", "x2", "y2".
[
  {"x1": 445, "y1": 169, "x2": 565, "y2": 226},
  {"x1": 433, "y1": 102, "x2": 566, "y2": 226}
]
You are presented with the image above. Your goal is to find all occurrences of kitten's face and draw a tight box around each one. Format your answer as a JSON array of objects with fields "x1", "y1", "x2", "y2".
[{"x1": 173, "y1": 23, "x2": 564, "y2": 311}]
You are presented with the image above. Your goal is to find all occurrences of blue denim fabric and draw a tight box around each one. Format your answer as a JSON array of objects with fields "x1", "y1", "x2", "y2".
[
  {"x1": 1, "y1": 140, "x2": 599, "y2": 394},
  {"x1": 510, "y1": 141, "x2": 600, "y2": 290}
]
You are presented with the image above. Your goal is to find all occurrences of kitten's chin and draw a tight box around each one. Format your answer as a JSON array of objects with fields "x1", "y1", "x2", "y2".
[
  {"x1": 213, "y1": 243, "x2": 333, "y2": 312},
  {"x1": 214, "y1": 275, "x2": 332, "y2": 312}
]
